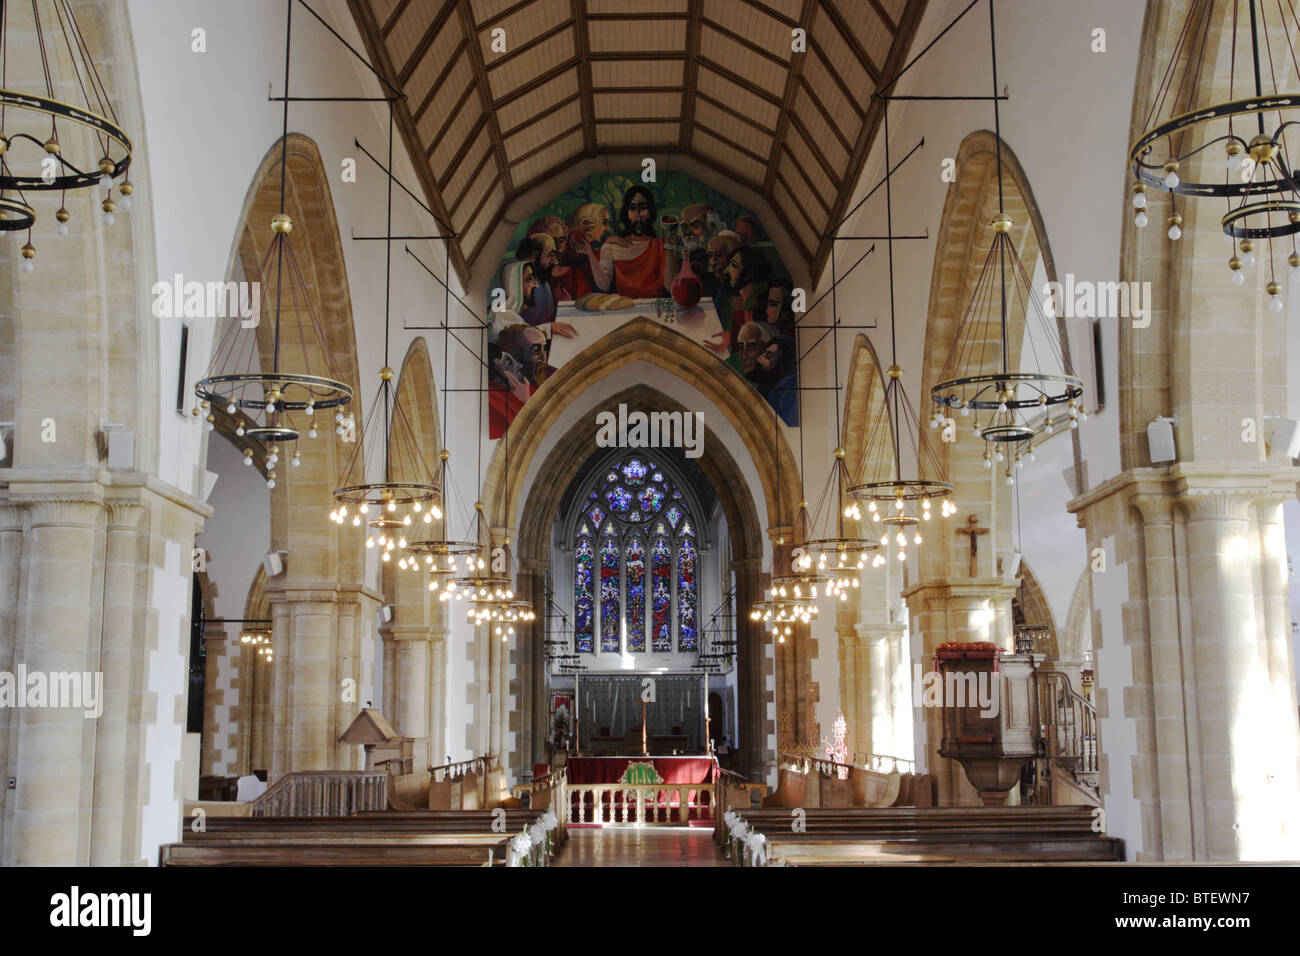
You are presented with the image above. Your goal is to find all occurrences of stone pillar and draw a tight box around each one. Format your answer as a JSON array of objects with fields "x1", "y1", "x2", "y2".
[
  {"x1": 8, "y1": 497, "x2": 102, "y2": 865},
  {"x1": 0, "y1": 503, "x2": 26, "y2": 858},
  {"x1": 732, "y1": 557, "x2": 769, "y2": 781},
  {"x1": 393, "y1": 629, "x2": 430, "y2": 742},
  {"x1": 1181, "y1": 490, "x2": 1298, "y2": 858},
  {"x1": 90, "y1": 499, "x2": 145, "y2": 866}
]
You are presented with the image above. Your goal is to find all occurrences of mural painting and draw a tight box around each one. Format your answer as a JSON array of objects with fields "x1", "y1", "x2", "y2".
[{"x1": 486, "y1": 171, "x2": 799, "y2": 437}]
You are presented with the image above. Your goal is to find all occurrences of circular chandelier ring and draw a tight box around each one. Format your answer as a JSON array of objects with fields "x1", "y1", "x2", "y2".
[
  {"x1": 846, "y1": 478, "x2": 954, "y2": 502},
  {"x1": 977, "y1": 423, "x2": 1037, "y2": 443},
  {"x1": 1130, "y1": 94, "x2": 1300, "y2": 198},
  {"x1": 1221, "y1": 200, "x2": 1300, "y2": 239},
  {"x1": 403, "y1": 539, "x2": 481, "y2": 557},
  {"x1": 0, "y1": 91, "x2": 132, "y2": 192},
  {"x1": 802, "y1": 537, "x2": 881, "y2": 555},
  {"x1": 0, "y1": 196, "x2": 35, "y2": 231},
  {"x1": 330, "y1": 482, "x2": 442, "y2": 506},
  {"x1": 930, "y1": 373, "x2": 1084, "y2": 412},
  {"x1": 196, "y1": 372, "x2": 352, "y2": 410},
  {"x1": 245, "y1": 426, "x2": 300, "y2": 443}
]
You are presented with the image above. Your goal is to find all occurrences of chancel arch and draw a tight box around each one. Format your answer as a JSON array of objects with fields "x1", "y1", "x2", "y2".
[{"x1": 476, "y1": 320, "x2": 806, "y2": 782}]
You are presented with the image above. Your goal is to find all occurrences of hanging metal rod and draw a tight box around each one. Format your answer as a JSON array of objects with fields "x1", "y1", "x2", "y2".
[
  {"x1": 831, "y1": 137, "x2": 925, "y2": 231},
  {"x1": 824, "y1": 233, "x2": 928, "y2": 240},
  {"x1": 352, "y1": 233, "x2": 458, "y2": 241},
  {"x1": 268, "y1": 94, "x2": 402, "y2": 102},
  {"x1": 294, "y1": 0, "x2": 402, "y2": 98},
  {"x1": 355, "y1": 138, "x2": 456, "y2": 237},
  {"x1": 873, "y1": 93, "x2": 1008, "y2": 101},
  {"x1": 207, "y1": 618, "x2": 273, "y2": 626},
  {"x1": 876, "y1": 0, "x2": 982, "y2": 95}
]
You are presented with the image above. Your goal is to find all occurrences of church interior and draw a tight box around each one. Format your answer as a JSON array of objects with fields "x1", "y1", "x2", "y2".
[{"x1": 1, "y1": 0, "x2": 1299, "y2": 874}]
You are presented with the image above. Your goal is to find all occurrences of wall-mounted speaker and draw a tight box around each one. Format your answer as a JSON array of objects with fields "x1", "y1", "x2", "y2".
[
  {"x1": 1147, "y1": 416, "x2": 1177, "y2": 463},
  {"x1": 263, "y1": 552, "x2": 284, "y2": 577},
  {"x1": 1268, "y1": 417, "x2": 1300, "y2": 459}
]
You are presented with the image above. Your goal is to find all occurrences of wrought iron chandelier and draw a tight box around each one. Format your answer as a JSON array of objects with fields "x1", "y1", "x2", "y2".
[
  {"x1": 1, "y1": 0, "x2": 134, "y2": 270},
  {"x1": 927, "y1": 1, "x2": 1084, "y2": 470},
  {"x1": 193, "y1": 1, "x2": 351, "y2": 481},
  {"x1": 330, "y1": 106, "x2": 440, "y2": 554},
  {"x1": 1131, "y1": 0, "x2": 1300, "y2": 310},
  {"x1": 847, "y1": 103, "x2": 955, "y2": 563}
]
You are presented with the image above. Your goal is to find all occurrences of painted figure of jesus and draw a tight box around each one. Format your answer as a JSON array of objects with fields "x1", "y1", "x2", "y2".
[{"x1": 574, "y1": 185, "x2": 673, "y2": 299}]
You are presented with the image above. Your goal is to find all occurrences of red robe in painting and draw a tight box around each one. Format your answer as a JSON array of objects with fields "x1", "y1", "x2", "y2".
[{"x1": 596, "y1": 237, "x2": 668, "y2": 299}]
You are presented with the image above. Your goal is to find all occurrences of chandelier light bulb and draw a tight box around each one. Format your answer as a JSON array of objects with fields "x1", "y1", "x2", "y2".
[
  {"x1": 242, "y1": 450, "x2": 253, "y2": 466},
  {"x1": 117, "y1": 192, "x2": 132, "y2": 212},
  {"x1": 1229, "y1": 257, "x2": 1245, "y2": 284},
  {"x1": 381, "y1": 551, "x2": 390, "y2": 562},
  {"x1": 1227, "y1": 145, "x2": 1243, "y2": 171},
  {"x1": 308, "y1": 427, "x2": 318, "y2": 439},
  {"x1": 995, "y1": 449, "x2": 1004, "y2": 462},
  {"x1": 1167, "y1": 215, "x2": 1182, "y2": 241},
  {"x1": 983, "y1": 454, "x2": 992, "y2": 469},
  {"x1": 1240, "y1": 249, "x2": 1256, "y2": 270},
  {"x1": 423, "y1": 511, "x2": 433, "y2": 524},
  {"x1": 56, "y1": 223, "x2": 69, "y2": 237},
  {"x1": 1134, "y1": 211, "x2": 1148, "y2": 228},
  {"x1": 1163, "y1": 163, "x2": 1180, "y2": 189},
  {"x1": 959, "y1": 405, "x2": 970, "y2": 417},
  {"x1": 1269, "y1": 284, "x2": 1285, "y2": 312},
  {"x1": 267, "y1": 478, "x2": 276, "y2": 489},
  {"x1": 304, "y1": 403, "x2": 314, "y2": 417},
  {"x1": 292, "y1": 453, "x2": 301, "y2": 467},
  {"x1": 1132, "y1": 191, "x2": 1147, "y2": 210},
  {"x1": 387, "y1": 501, "x2": 397, "y2": 513},
  {"x1": 266, "y1": 402, "x2": 276, "y2": 414},
  {"x1": 913, "y1": 533, "x2": 922, "y2": 544}
]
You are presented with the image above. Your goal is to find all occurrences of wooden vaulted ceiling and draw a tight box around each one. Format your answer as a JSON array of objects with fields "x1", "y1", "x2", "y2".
[{"x1": 348, "y1": 0, "x2": 927, "y2": 284}]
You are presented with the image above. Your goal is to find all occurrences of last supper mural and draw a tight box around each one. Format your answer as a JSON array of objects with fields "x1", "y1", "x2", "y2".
[{"x1": 486, "y1": 170, "x2": 798, "y2": 437}]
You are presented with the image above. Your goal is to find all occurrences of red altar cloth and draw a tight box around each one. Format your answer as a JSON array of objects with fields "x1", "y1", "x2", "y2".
[{"x1": 565, "y1": 756, "x2": 715, "y2": 785}]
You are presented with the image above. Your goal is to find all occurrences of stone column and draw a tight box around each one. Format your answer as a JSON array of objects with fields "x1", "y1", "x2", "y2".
[
  {"x1": 732, "y1": 557, "x2": 768, "y2": 781},
  {"x1": 1181, "y1": 490, "x2": 1297, "y2": 859},
  {"x1": 8, "y1": 497, "x2": 102, "y2": 866},
  {"x1": 90, "y1": 499, "x2": 145, "y2": 866},
  {"x1": 1132, "y1": 493, "x2": 1195, "y2": 858},
  {"x1": 392, "y1": 628, "x2": 430, "y2": 743},
  {"x1": 0, "y1": 503, "x2": 26, "y2": 858}
]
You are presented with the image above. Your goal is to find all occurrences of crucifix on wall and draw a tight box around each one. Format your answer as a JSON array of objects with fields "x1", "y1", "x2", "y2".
[{"x1": 956, "y1": 514, "x2": 989, "y2": 577}]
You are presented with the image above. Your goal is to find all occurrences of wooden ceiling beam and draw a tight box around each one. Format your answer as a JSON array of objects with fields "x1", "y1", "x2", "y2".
[
  {"x1": 397, "y1": 0, "x2": 458, "y2": 85},
  {"x1": 428, "y1": 73, "x2": 479, "y2": 149},
  {"x1": 734, "y1": 0, "x2": 800, "y2": 29},
  {"x1": 500, "y1": 90, "x2": 583, "y2": 139},
  {"x1": 816, "y1": 0, "x2": 883, "y2": 85},
  {"x1": 571, "y1": 0, "x2": 597, "y2": 158},
  {"x1": 467, "y1": 194, "x2": 514, "y2": 266},
  {"x1": 695, "y1": 55, "x2": 783, "y2": 107},
  {"x1": 455, "y1": 0, "x2": 515, "y2": 201},
  {"x1": 346, "y1": 0, "x2": 470, "y2": 285},
  {"x1": 448, "y1": 148, "x2": 498, "y2": 220},
  {"x1": 489, "y1": 57, "x2": 580, "y2": 110},
  {"x1": 778, "y1": 143, "x2": 832, "y2": 215},
  {"x1": 459, "y1": 174, "x2": 504, "y2": 252},
  {"x1": 699, "y1": 15, "x2": 790, "y2": 71},
  {"x1": 692, "y1": 127, "x2": 770, "y2": 167},
  {"x1": 863, "y1": 0, "x2": 899, "y2": 34},
  {"x1": 505, "y1": 122, "x2": 586, "y2": 168},
  {"x1": 693, "y1": 89, "x2": 775, "y2": 139},
  {"x1": 412, "y1": 36, "x2": 469, "y2": 124},
  {"x1": 813, "y1": 0, "x2": 927, "y2": 282},
  {"x1": 786, "y1": 108, "x2": 843, "y2": 183},
  {"x1": 804, "y1": 37, "x2": 868, "y2": 118},
  {"x1": 680, "y1": 0, "x2": 703, "y2": 153},
  {"x1": 380, "y1": 0, "x2": 412, "y2": 37},
  {"x1": 482, "y1": 20, "x2": 572, "y2": 74},
  {"x1": 763, "y1": 0, "x2": 818, "y2": 198},
  {"x1": 794, "y1": 73, "x2": 854, "y2": 154},
  {"x1": 477, "y1": 0, "x2": 540, "y2": 31}
]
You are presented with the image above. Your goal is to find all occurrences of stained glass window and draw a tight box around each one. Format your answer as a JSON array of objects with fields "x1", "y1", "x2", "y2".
[
  {"x1": 625, "y1": 537, "x2": 646, "y2": 652},
  {"x1": 574, "y1": 533, "x2": 594, "y2": 654},
  {"x1": 677, "y1": 533, "x2": 697, "y2": 651},
  {"x1": 600, "y1": 532, "x2": 620, "y2": 653},
  {"x1": 651, "y1": 536, "x2": 672, "y2": 652},
  {"x1": 571, "y1": 454, "x2": 702, "y2": 657}
]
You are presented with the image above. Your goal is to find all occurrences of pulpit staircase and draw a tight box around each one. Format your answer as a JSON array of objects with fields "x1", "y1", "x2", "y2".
[{"x1": 1033, "y1": 672, "x2": 1100, "y2": 806}]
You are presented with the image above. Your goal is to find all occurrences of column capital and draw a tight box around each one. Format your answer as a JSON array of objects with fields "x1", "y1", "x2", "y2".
[
  {"x1": 20, "y1": 495, "x2": 102, "y2": 528},
  {"x1": 105, "y1": 499, "x2": 147, "y2": 531},
  {"x1": 1177, "y1": 489, "x2": 1254, "y2": 522},
  {"x1": 0, "y1": 501, "x2": 25, "y2": 532},
  {"x1": 1131, "y1": 492, "x2": 1173, "y2": 524}
]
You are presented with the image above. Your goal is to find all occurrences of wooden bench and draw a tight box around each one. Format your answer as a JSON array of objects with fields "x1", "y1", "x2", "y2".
[
  {"x1": 162, "y1": 809, "x2": 555, "y2": 866},
  {"x1": 730, "y1": 806, "x2": 1123, "y2": 865}
]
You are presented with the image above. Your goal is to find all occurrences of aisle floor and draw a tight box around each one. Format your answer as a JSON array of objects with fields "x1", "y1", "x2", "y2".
[{"x1": 553, "y1": 827, "x2": 729, "y2": 867}]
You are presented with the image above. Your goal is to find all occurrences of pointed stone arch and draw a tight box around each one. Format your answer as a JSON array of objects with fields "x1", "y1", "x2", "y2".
[
  {"x1": 381, "y1": 336, "x2": 448, "y2": 765},
  {"x1": 224, "y1": 133, "x2": 377, "y2": 778},
  {"x1": 474, "y1": 322, "x2": 803, "y2": 781}
]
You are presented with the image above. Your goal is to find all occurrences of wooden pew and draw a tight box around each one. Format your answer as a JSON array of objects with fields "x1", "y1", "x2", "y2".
[
  {"x1": 162, "y1": 809, "x2": 554, "y2": 867},
  {"x1": 729, "y1": 806, "x2": 1124, "y2": 865}
]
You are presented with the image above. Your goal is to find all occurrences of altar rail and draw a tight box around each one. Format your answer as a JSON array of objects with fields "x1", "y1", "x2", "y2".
[
  {"x1": 251, "y1": 771, "x2": 388, "y2": 817},
  {"x1": 568, "y1": 783, "x2": 714, "y2": 826}
]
